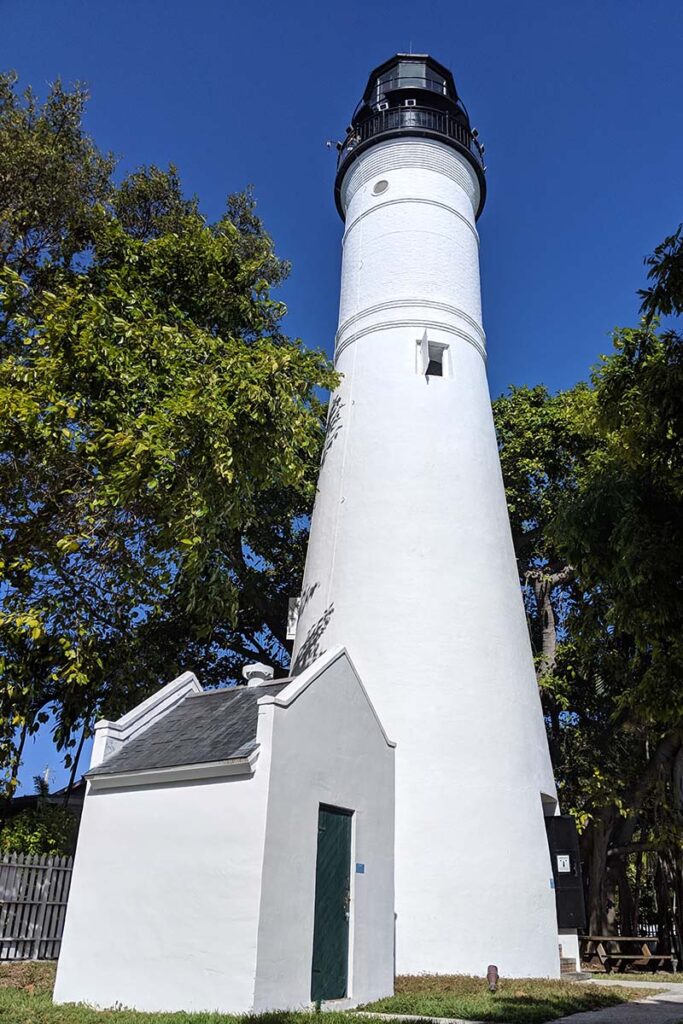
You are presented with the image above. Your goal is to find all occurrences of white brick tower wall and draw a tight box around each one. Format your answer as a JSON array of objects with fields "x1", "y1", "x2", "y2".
[{"x1": 292, "y1": 59, "x2": 561, "y2": 978}]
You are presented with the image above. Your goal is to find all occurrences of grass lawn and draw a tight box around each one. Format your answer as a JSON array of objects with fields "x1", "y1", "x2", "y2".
[
  {"x1": 362, "y1": 972, "x2": 660, "y2": 1023},
  {"x1": 0, "y1": 964, "x2": 348, "y2": 1024},
  {"x1": 0, "y1": 962, "x2": 660, "y2": 1024},
  {"x1": 589, "y1": 970, "x2": 683, "y2": 983}
]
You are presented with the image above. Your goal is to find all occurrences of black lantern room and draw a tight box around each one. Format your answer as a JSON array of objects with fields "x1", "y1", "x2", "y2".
[{"x1": 334, "y1": 54, "x2": 486, "y2": 220}]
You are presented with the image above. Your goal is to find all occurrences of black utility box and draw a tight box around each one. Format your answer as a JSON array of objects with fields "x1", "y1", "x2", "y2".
[{"x1": 545, "y1": 815, "x2": 586, "y2": 930}]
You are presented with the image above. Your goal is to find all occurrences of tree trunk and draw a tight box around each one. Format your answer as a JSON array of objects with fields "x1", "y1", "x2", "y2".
[
  {"x1": 531, "y1": 569, "x2": 571, "y2": 766},
  {"x1": 613, "y1": 854, "x2": 637, "y2": 935},
  {"x1": 612, "y1": 731, "x2": 682, "y2": 853},
  {"x1": 633, "y1": 850, "x2": 644, "y2": 934},
  {"x1": 6, "y1": 720, "x2": 29, "y2": 799},
  {"x1": 654, "y1": 854, "x2": 674, "y2": 953},
  {"x1": 63, "y1": 720, "x2": 89, "y2": 807},
  {"x1": 533, "y1": 576, "x2": 557, "y2": 681},
  {"x1": 583, "y1": 809, "x2": 618, "y2": 935}
]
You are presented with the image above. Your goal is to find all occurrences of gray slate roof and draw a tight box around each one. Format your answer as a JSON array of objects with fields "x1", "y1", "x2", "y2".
[{"x1": 87, "y1": 682, "x2": 290, "y2": 777}]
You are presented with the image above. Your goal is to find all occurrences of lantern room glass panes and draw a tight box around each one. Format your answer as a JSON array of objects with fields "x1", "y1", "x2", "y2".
[
  {"x1": 376, "y1": 61, "x2": 447, "y2": 102},
  {"x1": 425, "y1": 66, "x2": 447, "y2": 95},
  {"x1": 397, "y1": 61, "x2": 426, "y2": 88}
]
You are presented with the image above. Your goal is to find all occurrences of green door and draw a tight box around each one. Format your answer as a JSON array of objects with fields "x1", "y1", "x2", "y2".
[{"x1": 311, "y1": 805, "x2": 352, "y2": 1002}]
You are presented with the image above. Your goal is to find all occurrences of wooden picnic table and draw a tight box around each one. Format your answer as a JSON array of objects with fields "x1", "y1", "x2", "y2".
[{"x1": 581, "y1": 934, "x2": 677, "y2": 974}]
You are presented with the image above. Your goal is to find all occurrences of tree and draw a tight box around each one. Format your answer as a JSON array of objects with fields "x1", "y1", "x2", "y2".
[
  {"x1": 493, "y1": 383, "x2": 589, "y2": 765},
  {"x1": 0, "y1": 74, "x2": 337, "y2": 796},
  {"x1": 0, "y1": 72, "x2": 113, "y2": 288},
  {"x1": 554, "y1": 226, "x2": 683, "y2": 948},
  {"x1": 493, "y1": 225, "x2": 683, "y2": 950},
  {"x1": 0, "y1": 775, "x2": 77, "y2": 856}
]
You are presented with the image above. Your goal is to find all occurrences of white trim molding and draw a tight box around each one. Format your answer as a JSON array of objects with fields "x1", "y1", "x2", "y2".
[
  {"x1": 86, "y1": 749, "x2": 260, "y2": 790},
  {"x1": 335, "y1": 318, "x2": 486, "y2": 364},
  {"x1": 343, "y1": 197, "x2": 480, "y2": 248},
  {"x1": 335, "y1": 298, "x2": 486, "y2": 351},
  {"x1": 261, "y1": 646, "x2": 396, "y2": 750},
  {"x1": 90, "y1": 671, "x2": 202, "y2": 769}
]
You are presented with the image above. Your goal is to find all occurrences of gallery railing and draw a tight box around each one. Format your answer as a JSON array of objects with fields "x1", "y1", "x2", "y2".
[{"x1": 337, "y1": 106, "x2": 484, "y2": 171}]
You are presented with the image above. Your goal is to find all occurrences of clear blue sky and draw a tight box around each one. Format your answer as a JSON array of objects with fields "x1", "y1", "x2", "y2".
[{"x1": 4, "y1": 0, "x2": 682, "y2": 792}]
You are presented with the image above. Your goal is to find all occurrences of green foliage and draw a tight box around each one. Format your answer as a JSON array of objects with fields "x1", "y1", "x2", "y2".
[
  {"x1": 0, "y1": 773, "x2": 77, "y2": 855},
  {"x1": 493, "y1": 382, "x2": 590, "y2": 568},
  {"x1": 0, "y1": 73, "x2": 337, "y2": 795},
  {"x1": 639, "y1": 224, "x2": 683, "y2": 319},
  {"x1": 0, "y1": 801, "x2": 77, "y2": 856},
  {"x1": 0, "y1": 71, "x2": 113, "y2": 285},
  {"x1": 555, "y1": 318, "x2": 683, "y2": 726},
  {"x1": 493, "y1": 224, "x2": 683, "y2": 941},
  {"x1": 111, "y1": 164, "x2": 199, "y2": 241},
  {"x1": 493, "y1": 384, "x2": 591, "y2": 755}
]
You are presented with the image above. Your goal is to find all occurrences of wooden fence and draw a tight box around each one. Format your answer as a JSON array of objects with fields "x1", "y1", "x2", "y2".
[{"x1": 0, "y1": 853, "x2": 73, "y2": 960}]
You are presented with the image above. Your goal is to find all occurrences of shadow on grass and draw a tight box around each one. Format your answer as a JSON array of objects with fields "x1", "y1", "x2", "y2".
[{"x1": 361, "y1": 973, "x2": 658, "y2": 1024}]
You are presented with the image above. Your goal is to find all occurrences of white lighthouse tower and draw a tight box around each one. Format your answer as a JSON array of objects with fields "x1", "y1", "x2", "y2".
[{"x1": 292, "y1": 55, "x2": 562, "y2": 978}]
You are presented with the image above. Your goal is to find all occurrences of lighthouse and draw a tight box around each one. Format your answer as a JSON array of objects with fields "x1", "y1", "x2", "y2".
[{"x1": 292, "y1": 55, "x2": 565, "y2": 978}]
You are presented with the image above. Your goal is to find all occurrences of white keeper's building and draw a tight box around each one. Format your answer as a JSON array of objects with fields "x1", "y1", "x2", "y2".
[{"x1": 54, "y1": 648, "x2": 395, "y2": 1013}]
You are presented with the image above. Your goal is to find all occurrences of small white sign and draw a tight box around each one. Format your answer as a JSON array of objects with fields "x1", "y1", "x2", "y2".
[{"x1": 557, "y1": 854, "x2": 571, "y2": 873}]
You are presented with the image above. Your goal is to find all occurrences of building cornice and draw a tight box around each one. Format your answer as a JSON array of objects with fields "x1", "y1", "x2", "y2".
[{"x1": 86, "y1": 748, "x2": 259, "y2": 790}]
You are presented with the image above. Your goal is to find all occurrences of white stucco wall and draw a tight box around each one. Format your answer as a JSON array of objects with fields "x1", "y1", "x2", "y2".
[
  {"x1": 254, "y1": 648, "x2": 395, "y2": 1010},
  {"x1": 292, "y1": 137, "x2": 561, "y2": 978},
  {"x1": 54, "y1": 716, "x2": 273, "y2": 1012},
  {"x1": 559, "y1": 929, "x2": 581, "y2": 972}
]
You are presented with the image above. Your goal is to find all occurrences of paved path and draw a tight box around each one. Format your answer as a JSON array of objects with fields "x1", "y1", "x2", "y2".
[
  {"x1": 355, "y1": 1014, "x2": 478, "y2": 1024},
  {"x1": 551, "y1": 978, "x2": 683, "y2": 1023},
  {"x1": 588, "y1": 979, "x2": 683, "y2": 990}
]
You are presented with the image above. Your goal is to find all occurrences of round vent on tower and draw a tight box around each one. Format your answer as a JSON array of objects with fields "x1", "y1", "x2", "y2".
[{"x1": 372, "y1": 179, "x2": 389, "y2": 195}]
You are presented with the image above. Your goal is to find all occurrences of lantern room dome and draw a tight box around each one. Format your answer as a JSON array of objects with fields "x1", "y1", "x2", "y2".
[{"x1": 334, "y1": 54, "x2": 486, "y2": 219}]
